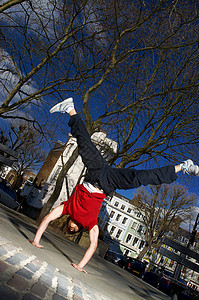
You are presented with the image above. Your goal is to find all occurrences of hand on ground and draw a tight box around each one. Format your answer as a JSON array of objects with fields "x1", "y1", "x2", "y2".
[
  {"x1": 28, "y1": 239, "x2": 43, "y2": 248},
  {"x1": 71, "y1": 263, "x2": 87, "y2": 274}
]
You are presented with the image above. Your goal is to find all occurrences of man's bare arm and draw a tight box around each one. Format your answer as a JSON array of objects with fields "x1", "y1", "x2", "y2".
[
  {"x1": 72, "y1": 225, "x2": 99, "y2": 273},
  {"x1": 30, "y1": 205, "x2": 63, "y2": 248}
]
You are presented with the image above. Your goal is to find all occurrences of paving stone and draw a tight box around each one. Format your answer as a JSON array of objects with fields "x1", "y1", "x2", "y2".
[
  {"x1": 31, "y1": 258, "x2": 43, "y2": 267},
  {"x1": 59, "y1": 270, "x2": 69, "y2": 278},
  {"x1": 57, "y1": 273, "x2": 69, "y2": 287},
  {"x1": 46, "y1": 264, "x2": 57, "y2": 273},
  {"x1": 6, "y1": 253, "x2": 28, "y2": 265},
  {"x1": 53, "y1": 294, "x2": 67, "y2": 300},
  {"x1": 0, "y1": 246, "x2": 7, "y2": 256},
  {"x1": 57, "y1": 286, "x2": 68, "y2": 297},
  {"x1": 73, "y1": 295, "x2": 84, "y2": 300},
  {"x1": 0, "y1": 260, "x2": 9, "y2": 272},
  {"x1": 72, "y1": 278, "x2": 82, "y2": 286},
  {"x1": 84, "y1": 285, "x2": 100, "y2": 300},
  {"x1": 0, "y1": 284, "x2": 19, "y2": 300},
  {"x1": 31, "y1": 282, "x2": 48, "y2": 298},
  {"x1": 16, "y1": 268, "x2": 34, "y2": 280},
  {"x1": 25, "y1": 262, "x2": 40, "y2": 273},
  {"x1": 8, "y1": 274, "x2": 28, "y2": 291},
  {"x1": 39, "y1": 273, "x2": 52, "y2": 287},
  {"x1": 44, "y1": 269, "x2": 55, "y2": 278},
  {"x1": 57, "y1": 282, "x2": 69, "y2": 296},
  {"x1": 23, "y1": 294, "x2": 41, "y2": 300},
  {"x1": 73, "y1": 285, "x2": 83, "y2": 298}
]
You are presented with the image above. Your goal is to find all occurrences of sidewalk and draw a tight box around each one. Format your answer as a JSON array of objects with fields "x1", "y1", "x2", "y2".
[
  {"x1": 0, "y1": 235, "x2": 110, "y2": 300},
  {"x1": 0, "y1": 205, "x2": 170, "y2": 300}
]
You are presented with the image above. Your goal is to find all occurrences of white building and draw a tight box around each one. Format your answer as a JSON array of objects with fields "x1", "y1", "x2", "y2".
[
  {"x1": 99, "y1": 192, "x2": 146, "y2": 258},
  {"x1": 25, "y1": 130, "x2": 117, "y2": 210}
]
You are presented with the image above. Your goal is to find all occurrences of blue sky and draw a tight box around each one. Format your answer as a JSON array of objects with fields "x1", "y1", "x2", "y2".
[{"x1": 0, "y1": 0, "x2": 198, "y2": 230}]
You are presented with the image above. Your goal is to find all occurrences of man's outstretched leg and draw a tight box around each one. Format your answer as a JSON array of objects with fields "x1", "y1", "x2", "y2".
[
  {"x1": 109, "y1": 159, "x2": 198, "y2": 191},
  {"x1": 49, "y1": 97, "x2": 198, "y2": 192},
  {"x1": 50, "y1": 97, "x2": 108, "y2": 175}
]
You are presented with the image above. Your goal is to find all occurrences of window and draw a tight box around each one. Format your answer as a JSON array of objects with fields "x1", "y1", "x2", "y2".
[
  {"x1": 106, "y1": 196, "x2": 111, "y2": 202},
  {"x1": 115, "y1": 201, "x2": 119, "y2": 207},
  {"x1": 136, "y1": 212, "x2": 141, "y2": 218},
  {"x1": 124, "y1": 249, "x2": 129, "y2": 256},
  {"x1": 127, "y1": 208, "x2": 132, "y2": 213},
  {"x1": 110, "y1": 211, "x2": 115, "y2": 218},
  {"x1": 137, "y1": 224, "x2": 144, "y2": 233},
  {"x1": 122, "y1": 217, "x2": 128, "y2": 224},
  {"x1": 126, "y1": 234, "x2": 132, "y2": 243},
  {"x1": 131, "y1": 221, "x2": 137, "y2": 230},
  {"x1": 132, "y1": 237, "x2": 139, "y2": 246},
  {"x1": 121, "y1": 204, "x2": 125, "y2": 210},
  {"x1": 139, "y1": 240, "x2": 145, "y2": 249},
  {"x1": 116, "y1": 229, "x2": 122, "y2": 239},
  {"x1": 116, "y1": 214, "x2": 121, "y2": 221},
  {"x1": 169, "y1": 260, "x2": 174, "y2": 267},
  {"x1": 110, "y1": 226, "x2": 116, "y2": 235}
]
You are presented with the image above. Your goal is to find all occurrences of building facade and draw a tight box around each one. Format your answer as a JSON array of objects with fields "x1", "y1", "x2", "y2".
[
  {"x1": 23, "y1": 130, "x2": 117, "y2": 210},
  {"x1": 98, "y1": 192, "x2": 146, "y2": 258}
]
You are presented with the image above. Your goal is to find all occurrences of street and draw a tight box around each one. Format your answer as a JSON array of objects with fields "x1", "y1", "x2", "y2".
[{"x1": 0, "y1": 204, "x2": 170, "y2": 300}]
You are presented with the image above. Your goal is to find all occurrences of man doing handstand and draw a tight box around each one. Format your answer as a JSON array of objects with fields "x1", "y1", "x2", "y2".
[{"x1": 31, "y1": 97, "x2": 199, "y2": 273}]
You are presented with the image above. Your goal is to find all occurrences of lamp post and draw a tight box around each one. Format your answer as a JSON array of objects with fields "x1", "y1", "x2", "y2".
[
  {"x1": 173, "y1": 213, "x2": 199, "y2": 281},
  {"x1": 187, "y1": 213, "x2": 199, "y2": 248}
]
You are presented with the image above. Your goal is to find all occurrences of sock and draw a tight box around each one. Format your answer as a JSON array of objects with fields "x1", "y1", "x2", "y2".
[{"x1": 66, "y1": 104, "x2": 74, "y2": 114}]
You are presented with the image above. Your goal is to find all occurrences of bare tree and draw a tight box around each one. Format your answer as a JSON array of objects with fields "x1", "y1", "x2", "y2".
[
  {"x1": 132, "y1": 184, "x2": 196, "y2": 260},
  {"x1": 1, "y1": 124, "x2": 46, "y2": 188},
  {"x1": 0, "y1": 1, "x2": 199, "y2": 220}
]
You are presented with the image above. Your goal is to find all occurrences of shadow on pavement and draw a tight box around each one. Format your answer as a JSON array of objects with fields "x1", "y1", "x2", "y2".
[
  {"x1": 112, "y1": 269, "x2": 168, "y2": 300},
  {"x1": 128, "y1": 284, "x2": 166, "y2": 299},
  {"x1": 8, "y1": 216, "x2": 73, "y2": 264}
]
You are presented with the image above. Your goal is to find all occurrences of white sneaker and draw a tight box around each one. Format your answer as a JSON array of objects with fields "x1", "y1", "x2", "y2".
[
  {"x1": 49, "y1": 97, "x2": 74, "y2": 114},
  {"x1": 181, "y1": 159, "x2": 199, "y2": 176}
]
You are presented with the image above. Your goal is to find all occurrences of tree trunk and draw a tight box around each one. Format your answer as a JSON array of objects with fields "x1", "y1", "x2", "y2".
[
  {"x1": 36, "y1": 148, "x2": 78, "y2": 225},
  {"x1": 12, "y1": 174, "x2": 23, "y2": 190},
  {"x1": 137, "y1": 244, "x2": 150, "y2": 261}
]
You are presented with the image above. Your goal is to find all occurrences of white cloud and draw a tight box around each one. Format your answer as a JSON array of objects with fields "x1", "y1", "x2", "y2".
[
  {"x1": 1, "y1": 0, "x2": 62, "y2": 40},
  {"x1": 0, "y1": 48, "x2": 38, "y2": 107}
]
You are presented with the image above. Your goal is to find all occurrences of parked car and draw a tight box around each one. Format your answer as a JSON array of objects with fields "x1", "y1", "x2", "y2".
[
  {"x1": 143, "y1": 270, "x2": 160, "y2": 287},
  {"x1": 104, "y1": 250, "x2": 125, "y2": 265},
  {"x1": 143, "y1": 266, "x2": 166, "y2": 287},
  {"x1": 159, "y1": 270, "x2": 187, "y2": 297},
  {"x1": 118, "y1": 257, "x2": 147, "y2": 278},
  {"x1": 143, "y1": 268, "x2": 194, "y2": 299},
  {"x1": 0, "y1": 179, "x2": 19, "y2": 209}
]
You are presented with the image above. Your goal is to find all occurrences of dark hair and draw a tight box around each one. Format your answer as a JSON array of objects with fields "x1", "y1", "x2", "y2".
[
  {"x1": 66, "y1": 216, "x2": 71, "y2": 228},
  {"x1": 66, "y1": 216, "x2": 83, "y2": 234}
]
